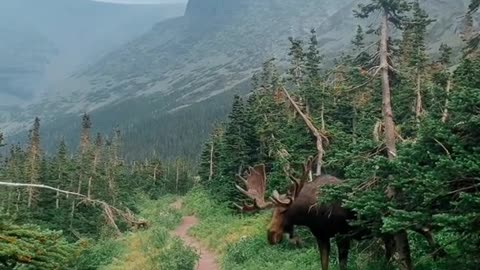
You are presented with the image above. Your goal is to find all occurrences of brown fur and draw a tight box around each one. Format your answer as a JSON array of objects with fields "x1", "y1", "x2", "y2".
[{"x1": 267, "y1": 175, "x2": 365, "y2": 270}]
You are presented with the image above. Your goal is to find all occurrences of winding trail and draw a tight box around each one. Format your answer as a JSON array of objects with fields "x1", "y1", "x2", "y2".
[{"x1": 170, "y1": 200, "x2": 220, "y2": 270}]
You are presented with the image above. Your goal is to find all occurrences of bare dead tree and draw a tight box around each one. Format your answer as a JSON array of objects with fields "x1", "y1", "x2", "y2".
[
  {"x1": 281, "y1": 86, "x2": 326, "y2": 176},
  {"x1": 209, "y1": 140, "x2": 214, "y2": 182}
]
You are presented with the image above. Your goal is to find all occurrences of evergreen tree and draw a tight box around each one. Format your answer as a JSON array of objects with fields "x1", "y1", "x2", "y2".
[
  {"x1": 352, "y1": 25, "x2": 371, "y2": 66},
  {"x1": 70, "y1": 113, "x2": 95, "y2": 234},
  {"x1": 26, "y1": 118, "x2": 41, "y2": 208},
  {"x1": 52, "y1": 139, "x2": 71, "y2": 210},
  {"x1": 404, "y1": 1, "x2": 434, "y2": 123},
  {"x1": 287, "y1": 37, "x2": 306, "y2": 87},
  {"x1": 354, "y1": 1, "x2": 413, "y2": 268},
  {"x1": 0, "y1": 217, "x2": 77, "y2": 269},
  {"x1": 0, "y1": 132, "x2": 4, "y2": 148},
  {"x1": 439, "y1": 43, "x2": 453, "y2": 67}
]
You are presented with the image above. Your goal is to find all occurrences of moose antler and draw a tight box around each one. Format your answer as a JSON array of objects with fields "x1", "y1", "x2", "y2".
[
  {"x1": 282, "y1": 156, "x2": 316, "y2": 200},
  {"x1": 235, "y1": 164, "x2": 273, "y2": 211}
]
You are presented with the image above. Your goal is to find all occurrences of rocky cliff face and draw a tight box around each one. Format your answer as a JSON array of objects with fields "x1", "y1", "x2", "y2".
[{"x1": 0, "y1": 0, "x2": 474, "y2": 158}]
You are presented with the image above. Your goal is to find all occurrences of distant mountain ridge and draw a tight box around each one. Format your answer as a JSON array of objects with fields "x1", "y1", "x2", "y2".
[
  {"x1": 0, "y1": 0, "x2": 185, "y2": 105},
  {"x1": 0, "y1": 0, "x2": 474, "y2": 159}
]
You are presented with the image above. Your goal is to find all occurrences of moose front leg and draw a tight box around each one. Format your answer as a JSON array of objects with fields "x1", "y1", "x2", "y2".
[
  {"x1": 316, "y1": 238, "x2": 330, "y2": 270},
  {"x1": 285, "y1": 225, "x2": 303, "y2": 247}
]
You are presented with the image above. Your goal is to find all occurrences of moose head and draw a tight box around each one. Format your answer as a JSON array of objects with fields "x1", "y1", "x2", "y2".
[{"x1": 235, "y1": 157, "x2": 315, "y2": 245}]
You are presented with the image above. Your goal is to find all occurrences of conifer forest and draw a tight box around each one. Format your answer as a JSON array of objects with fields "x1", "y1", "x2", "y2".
[{"x1": 1, "y1": 0, "x2": 479, "y2": 269}]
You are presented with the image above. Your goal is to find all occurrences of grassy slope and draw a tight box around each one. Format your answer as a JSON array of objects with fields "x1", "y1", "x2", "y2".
[{"x1": 75, "y1": 196, "x2": 198, "y2": 270}]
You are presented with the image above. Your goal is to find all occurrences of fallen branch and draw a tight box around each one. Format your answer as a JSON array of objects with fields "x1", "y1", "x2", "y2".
[{"x1": 0, "y1": 181, "x2": 141, "y2": 235}]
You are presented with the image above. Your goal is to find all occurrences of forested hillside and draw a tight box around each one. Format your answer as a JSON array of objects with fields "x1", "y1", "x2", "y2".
[
  {"x1": 2, "y1": 0, "x2": 476, "y2": 160},
  {"x1": 1, "y1": 0, "x2": 479, "y2": 269}
]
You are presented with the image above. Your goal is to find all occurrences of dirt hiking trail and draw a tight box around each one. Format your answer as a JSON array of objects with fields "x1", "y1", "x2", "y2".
[{"x1": 170, "y1": 200, "x2": 220, "y2": 270}]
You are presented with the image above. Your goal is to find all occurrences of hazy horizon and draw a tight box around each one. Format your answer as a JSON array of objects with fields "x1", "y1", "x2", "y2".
[{"x1": 93, "y1": 0, "x2": 187, "y2": 4}]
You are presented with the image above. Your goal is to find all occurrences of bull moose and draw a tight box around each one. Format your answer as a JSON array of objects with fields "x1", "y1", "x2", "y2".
[
  {"x1": 235, "y1": 157, "x2": 444, "y2": 270},
  {"x1": 235, "y1": 157, "x2": 378, "y2": 270}
]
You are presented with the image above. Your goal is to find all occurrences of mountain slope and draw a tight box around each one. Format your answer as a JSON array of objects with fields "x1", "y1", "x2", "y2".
[
  {"x1": 0, "y1": 0, "x2": 185, "y2": 105},
  {"x1": 1, "y1": 0, "x2": 474, "y2": 159}
]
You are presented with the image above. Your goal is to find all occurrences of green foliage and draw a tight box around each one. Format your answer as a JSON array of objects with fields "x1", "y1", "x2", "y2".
[
  {"x1": 74, "y1": 239, "x2": 125, "y2": 270},
  {"x1": 354, "y1": 0, "x2": 411, "y2": 27},
  {"x1": 0, "y1": 216, "x2": 78, "y2": 269}
]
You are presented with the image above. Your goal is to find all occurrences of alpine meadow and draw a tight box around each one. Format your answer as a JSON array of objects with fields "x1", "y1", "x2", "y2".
[{"x1": 0, "y1": 0, "x2": 479, "y2": 270}]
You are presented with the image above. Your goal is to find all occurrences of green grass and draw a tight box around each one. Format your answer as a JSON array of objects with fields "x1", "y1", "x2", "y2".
[{"x1": 74, "y1": 196, "x2": 198, "y2": 270}]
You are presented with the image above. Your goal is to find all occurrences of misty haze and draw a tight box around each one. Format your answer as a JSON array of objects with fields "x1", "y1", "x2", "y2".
[{"x1": 0, "y1": 0, "x2": 479, "y2": 269}]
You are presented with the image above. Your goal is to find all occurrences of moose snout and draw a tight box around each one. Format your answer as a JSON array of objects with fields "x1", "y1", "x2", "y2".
[{"x1": 267, "y1": 230, "x2": 283, "y2": 245}]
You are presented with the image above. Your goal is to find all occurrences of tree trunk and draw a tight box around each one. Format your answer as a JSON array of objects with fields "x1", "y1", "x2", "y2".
[
  {"x1": 88, "y1": 152, "x2": 99, "y2": 199},
  {"x1": 153, "y1": 164, "x2": 158, "y2": 185},
  {"x1": 441, "y1": 78, "x2": 452, "y2": 123},
  {"x1": 415, "y1": 70, "x2": 423, "y2": 123},
  {"x1": 56, "y1": 185, "x2": 60, "y2": 209},
  {"x1": 175, "y1": 160, "x2": 180, "y2": 193},
  {"x1": 380, "y1": 13, "x2": 397, "y2": 160},
  {"x1": 353, "y1": 106, "x2": 358, "y2": 144},
  {"x1": 70, "y1": 178, "x2": 82, "y2": 226},
  {"x1": 380, "y1": 12, "x2": 412, "y2": 270},
  {"x1": 209, "y1": 141, "x2": 214, "y2": 181},
  {"x1": 16, "y1": 189, "x2": 21, "y2": 212}
]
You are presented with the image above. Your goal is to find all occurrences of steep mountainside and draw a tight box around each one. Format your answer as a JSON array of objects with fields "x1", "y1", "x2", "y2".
[
  {"x1": 0, "y1": 0, "x2": 185, "y2": 105},
  {"x1": 1, "y1": 0, "x2": 474, "y2": 159}
]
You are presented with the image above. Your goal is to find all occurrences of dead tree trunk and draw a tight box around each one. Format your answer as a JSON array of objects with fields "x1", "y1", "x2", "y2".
[
  {"x1": 153, "y1": 164, "x2": 158, "y2": 185},
  {"x1": 380, "y1": 12, "x2": 412, "y2": 270},
  {"x1": 415, "y1": 70, "x2": 423, "y2": 123},
  {"x1": 380, "y1": 14, "x2": 397, "y2": 160},
  {"x1": 441, "y1": 78, "x2": 452, "y2": 123},
  {"x1": 87, "y1": 148, "x2": 100, "y2": 199},
  {"x1": 175, "y1": 160, "x2": 180, "y2": 193},
  {"x1": 56, "y1": 185, "x2": 60, "y2": 209},
  {"x1": 209, "y1": 141, "x2": 214, "y2": 182},
  {"x1": 281, "y1": 86, "x2": 325, "y2": 176}
]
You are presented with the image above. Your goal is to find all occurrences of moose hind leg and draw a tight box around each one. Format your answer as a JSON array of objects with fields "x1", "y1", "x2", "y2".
[
  {"x1": 337, "y1": 238, "x2": 350, "y2": 270},
  {"x1": 317, "y1": 239, "x2": 331, "y2": 270}
]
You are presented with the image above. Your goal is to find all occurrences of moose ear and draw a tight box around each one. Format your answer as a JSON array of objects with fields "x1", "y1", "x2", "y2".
[{"x1": 271, "y1": 190, "x2": 292, "y2": 207}]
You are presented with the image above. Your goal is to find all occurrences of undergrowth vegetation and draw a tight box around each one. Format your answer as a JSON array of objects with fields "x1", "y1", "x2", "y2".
[{"x1": 74, "y1": 196, "x2": 198, "y2": 270}]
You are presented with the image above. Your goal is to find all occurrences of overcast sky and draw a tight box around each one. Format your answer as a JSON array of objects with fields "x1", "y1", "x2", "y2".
[{"x1": 94, "y1": 0, "x2": 187, "y2": 4}]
